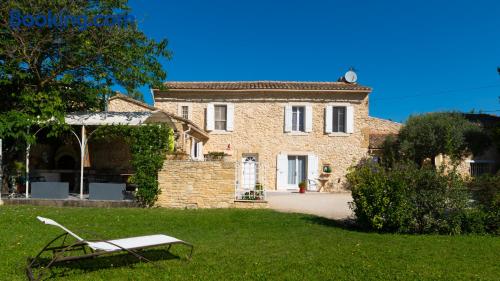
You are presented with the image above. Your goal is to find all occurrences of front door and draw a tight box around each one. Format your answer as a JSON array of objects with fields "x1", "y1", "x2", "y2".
[
  {"x1": 287, "y1": 155, "x2": 306, "y2": 188},
  {"x1": 241, "y1": 155, "x2": 258, "y2": 190}
]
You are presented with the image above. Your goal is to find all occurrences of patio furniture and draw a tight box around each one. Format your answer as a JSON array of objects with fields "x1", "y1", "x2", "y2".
[
  {"x1": 26, "y1": 216, "x2": 194, "y2": 281},
  {"x1": 89, "y1": 183, "x2": 125, "y2": 200},
  {"x1": 31, "y1": 182, "x2": 69, "y2": 199}
]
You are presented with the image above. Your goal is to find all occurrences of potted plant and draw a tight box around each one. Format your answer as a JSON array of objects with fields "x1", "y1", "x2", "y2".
[
  {"x1": 323, "y1": 164, "x2": 332, "y2": 174},
  {"x1": 298, "y1": 180, "x2": 307, "y2": 193},
  {"x1": 205, "y1": 151, "x2": 226, "y2": 161}
]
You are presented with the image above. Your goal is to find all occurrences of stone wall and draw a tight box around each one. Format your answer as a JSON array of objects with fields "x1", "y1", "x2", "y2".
[
  {"x1": 155, "y1": 91, "x2": 372, "y2": 191},
  {"x1": 158, "y1": 160, "x2": 265, "y2": 208}
]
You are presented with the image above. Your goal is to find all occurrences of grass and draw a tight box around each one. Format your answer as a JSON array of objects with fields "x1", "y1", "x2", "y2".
[{"x1": 0, "y1": 206, "x2": 499, "y2": 280}]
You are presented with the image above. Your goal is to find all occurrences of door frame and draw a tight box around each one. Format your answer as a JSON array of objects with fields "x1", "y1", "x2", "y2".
[
  {"x1": 286, "y1": 155, "x2": 307, "y2": 190},
  {"x1": 241, "y1": 154, "x2": 258, "y2": 190}
]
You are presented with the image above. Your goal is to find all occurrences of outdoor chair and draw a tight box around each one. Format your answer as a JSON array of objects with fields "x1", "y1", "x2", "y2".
[{"x1": 26, "y1": 216, "x2": 194, "y2": 281}]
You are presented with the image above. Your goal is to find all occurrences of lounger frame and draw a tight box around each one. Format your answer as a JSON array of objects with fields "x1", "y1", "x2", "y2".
[{"x1": 26, "y1": 223, "x2": 193, "y2": 281}]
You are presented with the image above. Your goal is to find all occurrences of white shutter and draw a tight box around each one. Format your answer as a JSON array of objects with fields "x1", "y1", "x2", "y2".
[
  {"x1": 197, "y1": 142, "x2": 204, "y2": 160},
  {"x1": 325, "y1": 106, "x2": 332, "y2": 133},
  {"x1": 190, "y1": 140, "x2": 196, "y2": 159},
  {"x1": 226, "y1": 103, "x2": 234, "y2": 131},
  {"x1": 307, "y1": 154, "x2": 319, "y2": 191},
  {"x1": 177, "y1": 104, "x2": 182, "y2": 116},
  {"x1": 305, "y1": 105, "x2": 313, "y2": 132},
  {"x1": 284, "y1": 105, "x2": 292, "y2": 132},
  {"x1": 206, "y1": 104, "x2": 214, "y2": 131},
  {"x1": 276, "y1": 154, "x2": 288, "y2": 190},
  {"x1": 346, "y1": 105, "x2": 354, "y2": 133}
]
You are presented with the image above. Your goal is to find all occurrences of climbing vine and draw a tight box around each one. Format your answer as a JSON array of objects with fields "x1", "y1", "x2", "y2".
[{"x1": 93, "y1": 124, "x2": 174, "y2": 207}]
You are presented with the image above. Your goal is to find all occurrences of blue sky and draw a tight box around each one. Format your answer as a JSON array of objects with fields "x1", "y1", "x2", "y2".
[{"x1": 129, "y1": 0, "x2": 500, "y2": 122}]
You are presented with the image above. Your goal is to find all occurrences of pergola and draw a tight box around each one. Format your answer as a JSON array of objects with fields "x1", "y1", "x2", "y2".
[{"x1": 24, "y1": 111, "x2": 174, "y2": 199}]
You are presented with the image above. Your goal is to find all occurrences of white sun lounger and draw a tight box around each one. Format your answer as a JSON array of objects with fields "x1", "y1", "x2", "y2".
[{"x1": 26, "y1": 216, "x2": 193, "y2": 281}]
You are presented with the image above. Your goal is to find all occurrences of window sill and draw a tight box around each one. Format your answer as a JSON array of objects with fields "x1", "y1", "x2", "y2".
[
  {"x1": 327, "y1": 132, "x2": 351, "y2": 137},
  {"x1": 286, "y1": 131, "x2": 310, "y2": 136},
  {"x1": 209, "y1": 130, "x2": 232, "y2": 135}
]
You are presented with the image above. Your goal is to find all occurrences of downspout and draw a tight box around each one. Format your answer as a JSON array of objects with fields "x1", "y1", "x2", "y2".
[{"x1": 184, "y1": 126, "x2": 192, "y2": 156}]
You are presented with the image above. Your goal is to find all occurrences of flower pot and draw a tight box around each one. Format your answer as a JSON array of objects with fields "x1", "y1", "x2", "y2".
[{"x1": 299, "y1": 187, "x2": 306, "y2": 193}]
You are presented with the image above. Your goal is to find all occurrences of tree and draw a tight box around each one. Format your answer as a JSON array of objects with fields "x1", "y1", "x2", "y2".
[
  {"x1": 387, "y1": 112, "x2": 491, "y2": 167},
  {"x1": 0, "y1": 0, "x2": 171, "y2": 186}
]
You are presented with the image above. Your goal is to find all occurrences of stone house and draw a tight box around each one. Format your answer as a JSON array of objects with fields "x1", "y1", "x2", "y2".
[{"x1": 151, "y1": 81, "x2": 401, "y2": 193}]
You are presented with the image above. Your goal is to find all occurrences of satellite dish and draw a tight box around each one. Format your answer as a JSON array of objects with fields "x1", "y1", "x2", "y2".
[{"x1": 344, "y1": 70, "x2": 357, "y2": 83}]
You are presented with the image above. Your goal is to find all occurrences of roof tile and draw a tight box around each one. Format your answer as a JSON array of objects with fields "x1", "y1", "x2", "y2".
[{"x1": 161, "y1": 81, "x2": 371, "y2": 91}]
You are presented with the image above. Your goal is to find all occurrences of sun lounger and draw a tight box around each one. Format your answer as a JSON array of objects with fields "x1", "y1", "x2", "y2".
[{"x1": 26, "y1": 216, "x2": 193, "y2": 281}]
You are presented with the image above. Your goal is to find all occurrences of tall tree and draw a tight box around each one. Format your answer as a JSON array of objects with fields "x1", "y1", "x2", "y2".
[
  {"x1": 387, "y1": 112, "x2": 491, "y2": 167},
  {"x1": 0, "y1": 0, "x2": 171, "y2": 184}
]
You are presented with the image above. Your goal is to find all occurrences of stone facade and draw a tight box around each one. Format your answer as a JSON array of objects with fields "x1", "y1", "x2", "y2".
[
  {"x1": 154, "y1": 87, "x2": 381, "y2": 192},
  {"x1": 158, "y1": 160, "x2": 268, "y2": 208}
]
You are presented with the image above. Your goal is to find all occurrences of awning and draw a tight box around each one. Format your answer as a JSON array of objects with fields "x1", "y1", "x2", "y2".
[{"x1": 65, "y1": 111, "x2": 174, "y2": 127}]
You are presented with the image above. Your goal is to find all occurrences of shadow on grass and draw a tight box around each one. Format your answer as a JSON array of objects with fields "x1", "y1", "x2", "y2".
[
  {"x1": 303, "y1": 216, "x2": 369, "y2": 233},
  {"x1": 32, "y1": 248, "x2": 182, "y2": 279}
]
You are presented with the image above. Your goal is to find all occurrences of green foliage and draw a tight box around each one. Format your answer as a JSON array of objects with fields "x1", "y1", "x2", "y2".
[
  {"x1": 166, "y1": 127, "x2": 175, "y2": 152},
  {"x1": 0, "y1": 0, "x2": 171, "y2": 172},
  {"x1": 93, "y1": 124, "x2": 173, "y2": 207},
  {"x1": 347, "y1": 160, "x2": 473, "y2": 234},
  {"x1": 386, "y1": 112, "x2": 491, "y2": 167},
  {"x1": 468, "y1": 174, "x2": 500, "y2": 234}
]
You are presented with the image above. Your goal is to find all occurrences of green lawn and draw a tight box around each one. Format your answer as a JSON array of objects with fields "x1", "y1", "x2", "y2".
[{"x1": 0, "y1": 206, "x2": 498, "y2": 280}]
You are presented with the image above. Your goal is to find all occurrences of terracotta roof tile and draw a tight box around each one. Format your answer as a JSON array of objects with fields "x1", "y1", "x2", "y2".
[{"x1": 161, "y1": 81, "x2": 371, "y2": 91}]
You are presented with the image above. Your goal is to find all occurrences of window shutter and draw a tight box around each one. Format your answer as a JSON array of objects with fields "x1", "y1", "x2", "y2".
[
  {"x1": 284, "y1": 105, "x2": 292, "y2": 132},
  {"x1": 226, "y1": 103, "x2": 235, "y2": 131},
  {"x1": 325, "y1": 106, "x2": 333, "y2": 133},
  {"x1": 177, "y1": 104, "x2": 182, "y2": 116},
  {"x1": 346, "y1": 105, "x2": 354, "y2": 133},
  {"x1": 197, "y1": 142, "x2": 204, "y2": 160},
  {"x1": 307, "y1": 154, "x2": 319, "y2": 191},
  {"x1": 276, "y1": 154, "x2": 288, "y2": 190},
  {"x1": 305, "y1": 105, "x2": 313, "y2": 132},
  {"x1": 206, "y1": 104, "x2": 214, "y2": 131}
]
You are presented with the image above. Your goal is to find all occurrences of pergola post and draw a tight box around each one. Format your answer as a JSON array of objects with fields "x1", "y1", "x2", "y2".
[
  {"x1": 80, "y1": 125, "x2": 86, "y2": 200},
  {"x1": 26, "y1": 143, "x2": 30, "y2": 198},
  {"x1": 24, "y1": 127, "x2": 44, "y2": 199}
]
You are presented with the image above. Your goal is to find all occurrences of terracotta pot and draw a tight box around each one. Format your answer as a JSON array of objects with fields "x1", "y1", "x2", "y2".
[{"x1": 299, "y1": 187, "x2": 306, "y2": 193}]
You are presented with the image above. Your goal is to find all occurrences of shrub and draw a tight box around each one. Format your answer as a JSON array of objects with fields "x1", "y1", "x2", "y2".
[
  {"x1": 468, "y1": 174, "x2": 500, "y2": 234},
  {"x1": 93, "y1": 124, "x2": 173, "y2": 207},
  {"x1": 347, "y1": 160, "x2": 470, "y2": 234}
]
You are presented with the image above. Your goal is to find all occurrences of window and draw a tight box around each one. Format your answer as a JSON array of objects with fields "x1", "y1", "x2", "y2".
[
  {"x1": 292, "y1": 106, "x2": 305, "y2": 132},
  {"x1": 181, "y1": 106, "x2": 189, "y2": 119},
  {"x1": 332, "y1": 106, "x2": 346, "y2": 133},
  {"x1": 191, "y1": 140, "x2": 203, "y2": 160},
  {"x1": 470, "y1": 162, "x2": 492, "y2": 177},
  {"x1": 287, "y1": 155, "x2": 307, "y2": 185},
  {"x1": 214, "y1": 105, "x2": 227, "y2": 130}
]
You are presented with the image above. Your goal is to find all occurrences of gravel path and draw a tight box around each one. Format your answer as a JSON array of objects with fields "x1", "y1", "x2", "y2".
[{"x1": 267, "y1": 192, "x2": 354, "y2": 220}]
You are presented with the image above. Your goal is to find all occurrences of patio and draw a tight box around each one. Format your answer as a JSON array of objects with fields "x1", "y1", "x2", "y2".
[{"x1": 2, "y1": 111, "x2": 174, "y2": 203}]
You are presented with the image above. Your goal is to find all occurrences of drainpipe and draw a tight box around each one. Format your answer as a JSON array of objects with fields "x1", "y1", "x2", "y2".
[{"x1": 184, "y1": 126, "x2": 192, "y2": 154}]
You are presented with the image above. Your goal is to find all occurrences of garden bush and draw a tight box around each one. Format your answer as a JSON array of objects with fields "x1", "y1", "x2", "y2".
[
  {"x1": 346, "y1": 160, "x2": 471, "y2": 234},
  {"x1": 467, "y1": 174, "x2": 500, "y2": 234}
]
